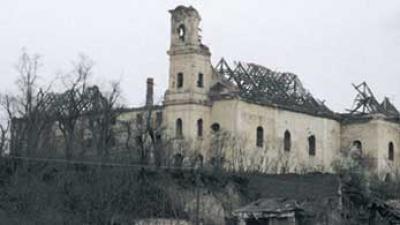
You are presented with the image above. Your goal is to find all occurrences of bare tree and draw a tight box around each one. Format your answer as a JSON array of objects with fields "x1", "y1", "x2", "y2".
[
  {"x1": 5, "y1": 51, "x2": 56, "y2": 157},
  {"x1": 54, "y1": 55, "x2": 93, "y2": 159},
  {"x1": 117, "y1": 104, "x2": 168, "y2": 166},
  {"x1": 85, "y1": 82, "x2": 122, "y2": 161},
  {"x1": 0, "y1": 94, "x2": 11, "y2": 154},
  {"x1": 0, "y1": 101, "x2": 10, "y2": 155}
]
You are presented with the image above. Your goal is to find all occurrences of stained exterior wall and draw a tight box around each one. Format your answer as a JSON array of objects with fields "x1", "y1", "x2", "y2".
[
  {"x1": 208, "y1": 99, "x2": 341, "y2": 172},
  {"x1": 163, "y1": 103, "x2": 211, "y2": 156},
  {"x1": 376, "y1": 120, "x2": 400, "y2": 175},
  {"x1": 341, "y1": 118, "x2": 400, "y2": 177}
]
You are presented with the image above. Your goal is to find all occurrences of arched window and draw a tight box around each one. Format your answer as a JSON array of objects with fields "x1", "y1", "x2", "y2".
[
  {"x1": 308, "y1": 135, "x2": 316, "y2": 156},
  {"x1": 211, "y1": 123, "x2": 220, "y2": 133},
  {"x1": 197, "y1": 73, "x2": 204, "y2": 88},
  {"x1": 389, "y1": 142, "x2": 394, "y2": 161},
  {"x1": 284, "y1": 130, "x2": 291, "y2": 152},
  {"x1": 177, "y1": 24, "x2": 185, "y2": 41},
  {"x1": 176, "y1": 118, "x2": 183, "y2": 138},
  {"x1": 256, "y1": 126, "x2": 264, "y2": 147},
  {"x1": 353, "y1": 140, "x2": 362, "y2": 153},
  {"x1": 177, "y1": 73, "x2": 183, "y2": 88},
  {"x1": 197, "y1": 119, "x2": 203, "y2": 137}
]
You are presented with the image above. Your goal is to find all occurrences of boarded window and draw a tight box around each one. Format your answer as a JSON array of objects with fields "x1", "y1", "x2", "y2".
[
  {"x1": 389, "y1": 142, "x2": 394, "y2": 161},
  {"x1": 284, "y1": 130, "x2": 291, "y2": 152},
  {"x1": 197, "y1": 119, "x2": 203, "y2": 137},
  {"x1": 308, "y1": 135, "x2": 316, "y2": 156},
  {"x1": 256, "y1": 126, "x2": 264, "y2": 147},
  {"x1": 176, "y1": 118, "x2": 183, "y2": 138},
  {"x1": 197, "y1": 73, "x2": 204, "y2": 87},
  {"x1": 177, "y1": 73, "x2": 183, "y2": 88}
]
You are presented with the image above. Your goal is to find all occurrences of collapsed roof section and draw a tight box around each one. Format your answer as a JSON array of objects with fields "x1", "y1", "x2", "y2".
[
  {"x1": 214, "y1": 58, "x2": 335, "y2": 118},
  {"x1": 346, "y1": 82, "x2": 399, "y2": 118}
]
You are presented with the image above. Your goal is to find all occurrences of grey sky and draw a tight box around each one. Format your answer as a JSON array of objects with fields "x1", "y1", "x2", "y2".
[{"x1": 1, "y1": 0, "x2": 399, "y2": 112}]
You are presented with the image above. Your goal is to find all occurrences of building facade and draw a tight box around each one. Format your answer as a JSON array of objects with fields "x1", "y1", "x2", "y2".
[{"x1": 121, "y1": 6, "x2": 399, "y2": 176}]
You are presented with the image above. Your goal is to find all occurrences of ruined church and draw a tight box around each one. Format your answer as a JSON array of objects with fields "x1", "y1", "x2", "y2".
[{"x1": 120, "y1": 6, "x2": 400, "y2": 176}]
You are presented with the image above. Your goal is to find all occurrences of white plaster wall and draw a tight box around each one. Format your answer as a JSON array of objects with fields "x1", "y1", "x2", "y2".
[
  {"x1": 340, "y1": 118, "x2": 400, "y2": 176},
  {"x1": 341, "y1": 120, "x2": 380, "y2": 171},
  {"x1": 163, "y1": 103, "x2": 211, "y2": 156},
  {"x1": 210, "y1": 99, "x2": 341, "y2": 172},
  {"x1": 375, "y1": 120, "x2": 400, "y2": 176}
]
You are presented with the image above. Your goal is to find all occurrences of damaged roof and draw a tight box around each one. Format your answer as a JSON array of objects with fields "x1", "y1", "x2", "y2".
[
  {"x1": 214, "y1": 58, "x2": 336, "y2": 118},
  {"x1": 213, "y1": 59, "x2": 399, "y2": 122},
  {"x1": 342, "y1": 82, "x2": 400, "y2": 122}
]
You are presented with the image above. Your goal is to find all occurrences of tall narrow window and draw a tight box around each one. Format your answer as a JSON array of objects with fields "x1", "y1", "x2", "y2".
[
  {"x1": 389, "y1": 142, "x2": 394, "y2": 161},
  {"x1": 177, "y1": 73, "x2": 183, "y2": 88},
  {"x1": 284, "y1": 130, "x2": 291, "y2": 152},
  {"x1": 256, "y1": 126, "x2": 264, "y2": 147},
  {"x1": 176, "y1": 118, "x2": 183, "y2": 138},
  {"x1": 197, "y1": 119, "x2": 203, "y2": 137},
  {"x1": 197, "y1": 73, "x2": 204, "y2": 88},
  {"x1": 308, "y1": 135, "x2": 316, "y2": 156}
]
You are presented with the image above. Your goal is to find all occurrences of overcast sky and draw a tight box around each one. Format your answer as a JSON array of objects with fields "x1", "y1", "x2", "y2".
[{"x1": 1, "y1": 0, "x2": 399, "y2": 112}]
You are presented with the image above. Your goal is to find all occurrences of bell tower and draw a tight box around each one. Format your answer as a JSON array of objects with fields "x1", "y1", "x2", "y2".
[
  {"x1": 163, "y1": 6, "x2": 213, "y2": 155},
  {"x1": 169, "y1": 6, "x2": 202, "y2": 50},
  {"x1": 165, "y1": 5, "x2": 213, "y2": 105}
]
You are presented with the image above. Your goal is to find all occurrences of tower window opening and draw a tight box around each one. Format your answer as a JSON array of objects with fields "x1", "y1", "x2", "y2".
[
  {"x1": 284, "y1": 130, "x2": 291, "y2": 152},
  {"x1": 308, "y1": 135, "x2": 316, "y2": 156},
  {"x1": 176, "y1": 118, "x2": 183, "y2": 138},
  {"x1": 256, "y1": 126, "x2": 264, "y2": 147},
  {"x1": 177, "y1": 73, "x2": 183, "y2": 88},
  {"x1": 389, "y1": 142, "x2": 394, "y2": 161},
  {"x1": 197, "y1": 73, "x2": 204, "y2": 88},
  {"x1": 197, "y1": 119, "x2": 203, "y2": 137},
  {"x1": 177, "y1": 24, "x2": 185, "y2": 41}
]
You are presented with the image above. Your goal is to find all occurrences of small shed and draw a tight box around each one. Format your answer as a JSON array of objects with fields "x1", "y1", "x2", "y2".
[{"x1": 233, "y1": 198, "x2": 305, "y2": 225}]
